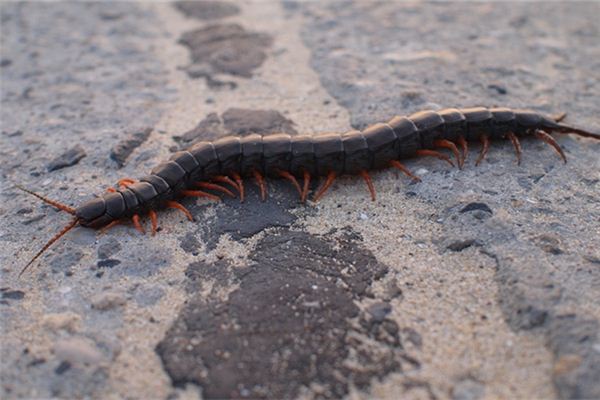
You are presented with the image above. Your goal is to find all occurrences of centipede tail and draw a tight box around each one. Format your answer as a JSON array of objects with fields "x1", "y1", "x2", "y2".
[{"x1": 18, "y1": 106, "x2": 600, "y2": 275}]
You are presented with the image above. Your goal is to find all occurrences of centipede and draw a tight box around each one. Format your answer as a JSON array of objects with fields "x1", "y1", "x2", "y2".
[{"x1": 16, "y1": 106, "x2": 600, "y2": 276}]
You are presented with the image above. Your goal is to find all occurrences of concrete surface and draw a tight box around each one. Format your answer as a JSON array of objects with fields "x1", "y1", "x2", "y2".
[{"x1": 1, "y1": 1, "x2": 599, "y2": 399}]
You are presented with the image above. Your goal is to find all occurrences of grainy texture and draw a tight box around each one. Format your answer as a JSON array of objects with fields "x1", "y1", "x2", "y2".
[{"x1": 1, "y1": 1, "x2": 599, "y2": 400}]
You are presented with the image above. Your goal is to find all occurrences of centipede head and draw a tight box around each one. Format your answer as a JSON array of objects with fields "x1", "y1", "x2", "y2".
[{"x1": 15, "y1": 185, "x2": 81, "y2": 277}]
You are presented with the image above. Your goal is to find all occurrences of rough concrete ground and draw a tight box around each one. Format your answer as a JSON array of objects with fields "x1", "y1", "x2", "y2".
[{"x1": 1, "y1": 1, "x2": 599, "y2": 399}]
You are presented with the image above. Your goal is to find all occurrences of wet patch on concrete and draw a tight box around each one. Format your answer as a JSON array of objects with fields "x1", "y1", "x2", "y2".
[
  {"x1": 175, "y1": 108, "x2": 296, "y2": 148},
  {"x1": 158, "y1": 228, "x2": 416, "y2": 399},
  {"x1": 194, "y1": 183, "x2": 300, "y2": 251},
  {"x1": 179, "y1": 23, "x2": 272, "y2": 80},
  {"x1": 109, "y1": 127, "x2": 152, "y2": 168},
  {"x1": 175, "y1": 1, "x2": 240, "y2": 21}
]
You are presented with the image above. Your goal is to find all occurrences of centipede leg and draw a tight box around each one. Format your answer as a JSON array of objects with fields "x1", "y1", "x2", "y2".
[
  {"x1": 230, "y1": 172, "x2": 245, "y2": 203},
  {"x1": 313, "y1": 171, "x2": 336, "y2": 202},
  {"x1": 181, "y1": 190, "x2": 220, "y2": 202},
  {"x1": 117, "y1": 178, "x2": 136, "y2": 187},
  {"x1": 434, "y1": 139, "x2": 463, "y2": 169},
  {"x1": 252, "y1": 170, "x2": 267, "y2": 201},
  {"x1": 506, "y1": 132, "x2": 522, "y2": 165},
  {"x1": 278, "y1": 170, "x2": 302, "y2": 198},
  {"x1": 389, "y1": 160, "x2": 421, "y2": 182},
  {"x1": 457, "y1": 135, "x2": 468, "y2": 163},
  {"x1": 166, "y1": 201, "x2": 194, "y2": 222},
  {"x1": 415, "y1": 149, "x2": 455, "y2": 167},
  {"x1": 148, "y1": 210, "x2": 158, "y2": 236},
  {"x1": 100, "y1": 219, "x2": 122, "y2": 234},
  {"x1": 553, "y1": 112, "x2": 567, "y2": 123},
  {"x1": 106, "y1": 187, "x2": 117, "y2": 193},
  {"x1": 301, "y1": 170, "x2": 311, "y2": 203},
  {"x1": 359, "y1": 170, "x2": 376, "y2": 201},
  {"x1": 475, "y1": 134, "x2": 490, "y2": 166},
  {"x1": 195, "y1": 182, "x2": 235, "y2": 198},
  {"x1": 132, "y1": 214, "x2": 145, "y2": 235},
  {"x1": 535, "y1": 130, "x2": 567, "y2": 163},
  {"x1": 213, "y1": 176, "x2": 240, "y2": 198}
]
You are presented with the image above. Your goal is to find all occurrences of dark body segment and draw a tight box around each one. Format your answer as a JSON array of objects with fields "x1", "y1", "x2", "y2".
[
  {"x1": 76, "y1": 197, "x2": 108, "y2": 227},
  {"x1": 408, "y1": 110, "x2": 445, "y2": 148},
  {"x1": 169, "y1": 151, "x2": 200, "y2": 176},
  {"x1": 214, "y1": 136, "x2": 242, "y2": 175},
  {"x1": 387, "y1": 116, "x2": 420, "y2": 158},
  {"x1": 342, "y1": 130, "x2": 370, "y2": 175},
  {"x1": 140, "y1": 175, "x2": 170, "y2": 196},
  {"x1": 240, "y1": 134, "x2": 263, "y2": 176},
  {"x1": 104, "y1": 191, "x2": 126, "y2": 219},
  {"x1": 290, "y1": 135, "x2": 315, "y2": 175},
  {"x1": 189, "y1": 142, "x2": 219, "y2": 181},
  {"x1": 489, "y1": 108, "x2": 515, "y2": 138},
  {"x1": 438, "y1": 108, "x2": 466, "y2": 141},
  {"x1": 151, "y1": 161, "x2": 187, "y2": 192},
  {"x1": 262, "y1": 134, "x2": 292, "y2": 176},
  {"x1": 119, "y1": 188, "x2": 140, "y2": 210},
  {"x1": 461, "y1": 107, "x2": 493, "y2": 139},
  {"x1": 129, "y1": 182, "x2": 159, "y2": 208},
  {"x1": 312, "y1": 134, "x2": 344, "y2": 175},
  {"x1": 362, "y1": 123, "x2": 398, "y2": 170}
]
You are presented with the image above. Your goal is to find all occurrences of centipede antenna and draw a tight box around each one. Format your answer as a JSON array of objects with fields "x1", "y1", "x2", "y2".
[
  {"x1": 556, "y1": 125, "x2": 600, "y2": 140},
  {"x1": 14, "y1": 185, "x2": 76, "y2": 215},
  {"x1": 19, "y1": 217, "x2": 79, "y2": 277}
]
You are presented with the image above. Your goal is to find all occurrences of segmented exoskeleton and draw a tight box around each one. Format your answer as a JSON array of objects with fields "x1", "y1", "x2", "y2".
[{"x1": 17, "y1": 107, "x2": 600, "y2": 275}]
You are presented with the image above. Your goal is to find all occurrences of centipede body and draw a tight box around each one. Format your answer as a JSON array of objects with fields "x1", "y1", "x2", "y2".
[{"x1": 16, "y1": 106, "x2": 600, "y2": 275}]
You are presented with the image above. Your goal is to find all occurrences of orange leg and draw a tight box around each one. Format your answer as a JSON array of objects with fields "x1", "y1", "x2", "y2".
[
  {"x1": 434, "y1": 139, "x2": 463, "y2": 169},
  {"x1": 359, "y1": 170, "x2": 376, "y2": 201},
  {"x1": 132, "y1": 214, "x2": 145, "y2": 235},
  {"x1": 457, "y1": 135, "x2": 468, "y2": 163},
  {"x1": 181, "y1": 190, "x2": 220, "y2": 202},
  {"x1": 278, "y1": 170, "x2": 302, "y2": 198},
  {"x1": 389, "y1": 160, "x2": 421, "y2": 182},
  {"x1": 553, "y1": 112, "x2": 567, "y2": 123},
  {"x1": 106, "y1": 187, "x2": 117, "y2": 193},
  {"x1": 195, "y1": 182, "x2": 235, "y2": 198},
  {"x1": 415, "y1": 149, "x2": 455, "y2": 167},
  {"x1": 535, "y1": 130, "x2": 567, "y2": 163},
  {"x1": 100, "y1": 219, "x2": 122, "y2": 234},
  {"x1": 252, "y1": 170, "x2": 267, "y2": 201},
  {"x1": 230, "y1": 172, "x2": 245, "y2": 203},
  {"x1": 507, "y1": 132, "x2": 522, "y2": 165},
  {"x1": 166, "y1": 201, "x2": 194, "y2": 221},
  {"x1": 475, "y1": 134, "x2": 490, "y2": 166},
  {"x1": 213, "y1": 176, "x2": 239, "y2": 197},
  {"x1": 148, "y1": 210, "x2": 158, "y2": 236},
  {"x1": 301, "y1": 170, "x2": 311, "y2": 203},
  {"x1": 313, "y1": 171, "x2": 336, "y2": 202},
  {"x1": 117, "y1": 178, "x2": 135, "y2": 188}
]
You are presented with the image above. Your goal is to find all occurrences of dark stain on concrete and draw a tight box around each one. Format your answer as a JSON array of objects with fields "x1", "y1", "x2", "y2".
[
  {"x1": 439, "y1": 203, "x2": 600, "y2": 397},
  {"x1": 158, "y1": 228, "x2": 416, "y2": 399},
  {"x1": 109, "y1": 127, "x2": 152, "y2": 168},
  {"x1": 175, "y1": 1, "x2": 240, "y2": 21},
  {"x1": 182, "y1": 178, "x2": 304, "y2": 253},
  {"x1": 179, "y1": 23, "x2": 272, "y2": 80},
  {"x1": 47, "y1": 145, "x2": 86, "y2": 172},
  {"x1": 175, "y1": 108, "x2": 296, "y2": 147}
]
